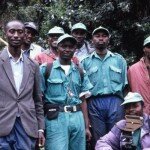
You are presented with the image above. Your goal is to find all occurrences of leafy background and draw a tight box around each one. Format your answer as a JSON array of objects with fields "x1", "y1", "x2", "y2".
[{"x1": 0, "y1": 0, "x2": 150, "y2": 65}]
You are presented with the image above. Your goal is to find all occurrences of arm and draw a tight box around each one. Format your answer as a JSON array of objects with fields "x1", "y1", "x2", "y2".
[
  {"x1": 79, "y1": 68, "x2": 93, "y2": 141},
  {"x1": 33, "y1": 64, "x2": 45, "y2": 146},
  {"x1": 80, "y1": 97, "x2": 92, "y2": 141},
  {"x1": 95, "y1": 126, "x2": 121, "y2": 150}
]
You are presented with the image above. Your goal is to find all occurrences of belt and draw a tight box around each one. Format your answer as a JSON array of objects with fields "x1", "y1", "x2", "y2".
[
  {"x1": 44, "y1": 102, "x2": 81, "y2": 113},
  {"x1": 59, "y1": 104, "x2": 81, "y2": 112}
]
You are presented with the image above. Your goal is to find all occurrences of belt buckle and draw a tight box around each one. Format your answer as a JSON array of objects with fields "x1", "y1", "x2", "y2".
[
  {"x1": 64, "y1": 105, "x2": 71, "y2": 112},
  {"x1": 73, "y1": 105, "x2": 77, "y2": 112}
]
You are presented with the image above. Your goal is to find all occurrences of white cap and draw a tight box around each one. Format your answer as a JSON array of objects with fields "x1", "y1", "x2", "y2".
[
  {"x1": 121, "y1": 92, "x2": 144, "y2": 106},
  {"x1": 57, "y1": 34, "x2": 77, "y2": 46},
  {"x1": 143, "y1": 36, "x2": 150, "y2": 46},
  {"x1": 47, "y1": 26, "x2": 65, "y2": 35},
  {"x1": 71, "y1": 23, "x2": 87, "y2": 32},
  {"x1": 92, "y1": 26, "x2": 110, "y2": 37}
]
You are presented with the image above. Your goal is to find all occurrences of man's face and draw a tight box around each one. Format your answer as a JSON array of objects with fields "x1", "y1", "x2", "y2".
[
  {"x1": 58, "y1": 40, "x2": 76, "y2": 60},
  {"x1": 125, "y1": 102, "x2": 143, "y2": 116},
  {"x1": 5, "y1": 21, "x2": 24, "y2": 48},
  {"x1": 72, "y1": 29, "x2": 86, "y2": 44},
  {"x1": 47, "y1": 34, "x2": 62, "y2": 48},
  {"x1": 24, "y1": 28, "x2": 36, "y2": 45},
  {"x1": 143, "y1": 44, "x2": 150, "y2": 60},
  {"x1": 92, "y1": 31, "x2": 109, "y2": 50}
]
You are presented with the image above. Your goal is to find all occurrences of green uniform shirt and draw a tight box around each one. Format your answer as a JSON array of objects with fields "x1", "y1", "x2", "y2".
[
  {"x1": 40, "y1": 59, "x2": 93, "y2": 105},
  {"x1": 81, "y1": 50, "x2": 128, "y2": 98}
]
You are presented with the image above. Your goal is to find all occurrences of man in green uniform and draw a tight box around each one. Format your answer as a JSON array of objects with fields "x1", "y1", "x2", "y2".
[{"x1": 40, "y1": 34, "x2": 93, "y2": 150}]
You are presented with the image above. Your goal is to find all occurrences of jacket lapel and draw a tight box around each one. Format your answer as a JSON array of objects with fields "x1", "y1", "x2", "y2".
[
  {"x1": 19, "y1": 55, "x2": 31, "y2": 95},
  {"x1": 1, "y1": 48, "x2": 17, "y2": 92}
]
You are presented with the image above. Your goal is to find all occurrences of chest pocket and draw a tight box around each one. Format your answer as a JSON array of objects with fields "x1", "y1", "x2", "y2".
[
  {"x1": 47, "y1": 78, "x2": 63, "y2": 96},
  {"x1": 88, "y1": 66, "x2": 98, "y2": 84},
  {"x1": 109, "y1": 66, "x2": 122, "y2": 83}
]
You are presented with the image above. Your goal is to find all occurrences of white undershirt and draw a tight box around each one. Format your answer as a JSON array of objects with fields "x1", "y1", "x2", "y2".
[{"x1": 61, "y1": 65, "x2": 70, "y2": 75}]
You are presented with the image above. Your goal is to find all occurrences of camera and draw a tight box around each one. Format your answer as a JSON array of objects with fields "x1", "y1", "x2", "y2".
[{"x1": 120, "y1": 130, "x2": 136, "y2": 150}]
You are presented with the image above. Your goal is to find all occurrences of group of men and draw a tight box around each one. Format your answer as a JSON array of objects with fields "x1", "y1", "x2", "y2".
[{"x1": 0, "y1": 19, "x2": 149, "y2": 150}]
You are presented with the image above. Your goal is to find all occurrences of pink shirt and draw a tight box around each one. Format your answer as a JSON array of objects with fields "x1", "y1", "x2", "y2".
[
  {"x1": 128, "y1": 57, "x2": 150, "y2": 114},
  {"x1": 35, "y1": 49, "x2": 56, "y2": 65},
  {"x1": 35, "y1": 49, "x2": 79, "y2": 65}
]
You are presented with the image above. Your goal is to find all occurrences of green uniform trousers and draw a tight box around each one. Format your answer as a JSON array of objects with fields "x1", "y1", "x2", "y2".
[{"x1": 45, "y1": 111, "x2": 85, "y2": 150}]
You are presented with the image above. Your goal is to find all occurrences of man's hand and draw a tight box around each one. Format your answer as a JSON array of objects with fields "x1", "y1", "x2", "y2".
[
  {"x1": 38, "y1": 131, "x2": 45, "y2": 147},
  {"x1": 86, "y1": 128, "x2": 92, "y2": 141}
]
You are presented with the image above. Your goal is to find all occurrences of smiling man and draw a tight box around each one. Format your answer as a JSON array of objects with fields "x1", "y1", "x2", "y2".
[
  {"x1": 81, "y1": 26, "x2": 128, "y2": 146},
  {"x1": 0, "y1": 20, "x2": 45, "y2": 149},
  {"x1": 35, "y1": 26, "x2": 65, "y2": 65},
  {"x1": 22, "y1": 22, "x2": 44, "y2": 59},
  {"x1": 95, "y1": 92, "x2": 150, "y2": 150}
]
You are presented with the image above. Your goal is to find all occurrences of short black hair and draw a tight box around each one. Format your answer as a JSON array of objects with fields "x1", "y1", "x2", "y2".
[{"x1": 4, "y1": 20, "x2": 24, "y2": 32}]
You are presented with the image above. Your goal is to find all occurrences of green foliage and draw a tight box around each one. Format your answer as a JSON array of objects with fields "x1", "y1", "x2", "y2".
[{"x1": 0, "y1": 0, "x2": 150, "y2": 65}]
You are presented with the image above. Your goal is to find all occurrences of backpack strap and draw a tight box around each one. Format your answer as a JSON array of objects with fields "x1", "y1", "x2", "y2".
[
  {"x1": 44, "y1": 63, "x2": 53, "y2": 87},
  {"x1": 75, "y1": 64, "x2": 84, "y2": 83},
  {"x1": 44, "y1": 62, "x2": 84, "y2": 86}
]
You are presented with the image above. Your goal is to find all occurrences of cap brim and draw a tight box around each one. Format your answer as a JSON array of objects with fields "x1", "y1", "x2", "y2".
[
  {"x1": 57, "y1": 37, "x2": 77, "y2": 46},
  {"x1": 93, "y1": 29, "x2": 109, "y2": 36},
  {"x1": 25, "y1": 26, "x2": 39, "y2": 35},
  {"x1": 71, "y1": 28, "x2": 87, "y2": 32}
]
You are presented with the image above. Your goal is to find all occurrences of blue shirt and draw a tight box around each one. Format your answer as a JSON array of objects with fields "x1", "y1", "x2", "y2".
[
  {"x1": 81, "y1": 51, "x2": 128, "y2": 97},
  {"x1": 40, "y1": 59, "x2": 93, "y2": 105}
]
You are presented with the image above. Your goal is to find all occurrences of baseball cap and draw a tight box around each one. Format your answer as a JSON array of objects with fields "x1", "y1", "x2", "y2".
[
  {"x1": 47, "y1": 26, "x2": 65, "y2": 35},
  {"x1": 121, "y1": 92, "x2": 144, "y2": 106},
  {"x1": 57, "y1": 34, "x2": 77, "y2": 46},
  {"x1": 71, "y1": 23, "x2": 87, "y2": 32},
  {"x1": 143, "y1": 36, "x2": 150, "y2": 47},
  {"x1": 24, "y1": 22, "x2": 38, "y2": 35},
  {"x1": 92, "y1": 26, "x2": 110, "y2": 37}
]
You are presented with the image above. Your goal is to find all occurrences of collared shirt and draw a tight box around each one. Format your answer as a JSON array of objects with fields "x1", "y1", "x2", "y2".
[
  {"x1": 34, "y1": 49, "x2": 57, "y2": 65},
  {"x1": 128, "y1": 57, "x2": 150, "y2": 114},
  {"x1": 23, "y1": 43, "x2": 44, "y2": 59},
  {"x1": 81, "y1": 50, "x2": 128, "y2": 97},
  {"x1": 35, "y1": 49, "x2": 79, "y2": 65},
  {"x1": 40, "y1": 59, "x2": 93, "y2": 105},
  {"x1": 7, "y1": 49, "x2": 23, "y2": 94},
  {"x1": 74, "y1": 41, "x2": 95, "y2": 62}
]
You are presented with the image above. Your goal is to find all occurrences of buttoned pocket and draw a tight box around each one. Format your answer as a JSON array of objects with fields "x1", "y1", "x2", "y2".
[
  {"x1": 47, "y1": 78, "x2": 64, "y2": 96},
  {"x1": 87, "y1": 66, "x2": 98, "y2": 84},
  {"x1": 109, "y1": 66, "x2": 122, "y2": 84}
]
